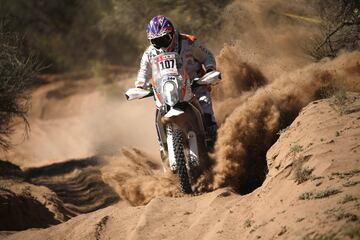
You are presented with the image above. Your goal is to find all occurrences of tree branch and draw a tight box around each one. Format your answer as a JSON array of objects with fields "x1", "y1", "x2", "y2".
[{"x1": 315, "y1": 21, "x2": 356, "y2": 51}]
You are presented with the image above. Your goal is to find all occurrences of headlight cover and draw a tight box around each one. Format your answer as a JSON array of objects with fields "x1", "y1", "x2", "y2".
[{"x1": 163, "y1": 81, "x2": 179, "y2": 107}]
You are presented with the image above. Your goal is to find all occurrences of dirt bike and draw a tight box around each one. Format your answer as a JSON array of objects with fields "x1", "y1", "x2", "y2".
[{"x1": 125, "y1": 52, "x2": 221, "y2": 194}]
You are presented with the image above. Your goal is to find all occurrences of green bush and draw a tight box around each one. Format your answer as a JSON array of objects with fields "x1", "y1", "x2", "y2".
[
  {"x1": 0, "y1": 20, "x2": 41, "y2": 150},
  {"x1": 0, "y1": 0, "x2": 232, "y2": 72}
]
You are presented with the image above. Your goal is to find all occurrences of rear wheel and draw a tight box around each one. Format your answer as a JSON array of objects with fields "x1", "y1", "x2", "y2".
[{"x1": 173, "y1": 129, "x2": 192, "y2": 194}]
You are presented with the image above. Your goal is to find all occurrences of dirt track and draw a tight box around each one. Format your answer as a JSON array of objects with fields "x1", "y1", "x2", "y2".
[
  {"x1": 1, "y1": 49, "x2": 360, "y2": 240},
  {"x1": 2, "y1": 93, "x2": 360, "y2": 239}
]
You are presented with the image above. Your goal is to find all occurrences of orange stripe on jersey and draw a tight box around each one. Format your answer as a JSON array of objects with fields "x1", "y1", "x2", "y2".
[
  {"x1": 181, "y1": 33, "x2": 197, "y2": 44},
  {"x1": 182, "y1": 67, "x2": 188, "y2": 97},
  {"x1": 151, "y1": 77, "x2": 156, "y2": 87},
  {"x1": 152, "y1": 76, "x2": 163, "y2": 103},
  {"x1": 183, "y1": 67, "x2": 188, "y2": 81},
  {"x1": 155, "y1": 91, "x2": 162, "y2": 103}
]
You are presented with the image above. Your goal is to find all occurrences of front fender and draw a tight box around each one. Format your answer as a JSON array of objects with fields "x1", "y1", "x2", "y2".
[{"x1": 164, "y1": 108, "x2": 184, "y2": 118}]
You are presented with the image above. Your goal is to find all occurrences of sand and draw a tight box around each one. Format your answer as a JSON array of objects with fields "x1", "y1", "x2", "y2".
[{"x1": 1, "y1": 85, "x2": 359, "y2": 239}]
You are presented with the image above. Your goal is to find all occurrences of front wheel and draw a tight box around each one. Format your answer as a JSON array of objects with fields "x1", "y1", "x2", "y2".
[{"x1": 173, "y1": 129, "x2": 192, "y2": 194}]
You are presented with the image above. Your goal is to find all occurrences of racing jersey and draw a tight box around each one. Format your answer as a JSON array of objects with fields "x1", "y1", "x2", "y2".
[{"x1": 135, "y1": 31, "x2": 216, "y2": 88}]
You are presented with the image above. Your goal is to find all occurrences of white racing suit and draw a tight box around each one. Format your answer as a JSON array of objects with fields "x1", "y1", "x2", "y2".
[{"x1": 136, "y1": 31, "x2": 217, "y2": 151}]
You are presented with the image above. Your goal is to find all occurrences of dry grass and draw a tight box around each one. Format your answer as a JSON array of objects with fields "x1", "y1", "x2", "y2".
[
  {"x1": 299, "y1": 189, "x2": 341, "y2": 200},
  {"x1": 343, "y1": 227, "x2": 360, "y2": 239},
  {"x1": 290, "y1": 144, "x2": 313, "y2": 184},
  {"x1": 290, "y1": 144, "x2": 304, "y2": 155},
  {"x1": 243, "y1": 219, "x2": 254, "y2": 228},
  {"x1": 336, "y1": 212, "x2": 358, "y2": 222},
  {"x1": 302, "y1": 232, "x2": 338, "y2": 240},
  {"x1": 295, "y1": 166, "x2": 313, "y2": 184},
  {"x1": 332, "y1": 169, "x2": 360, "y2": 179},
  {"x1": 343, "y1": 180, "x2": 360, "y2": 187},
  {"x1": 277, "y1": 126, "x2": 290, "y2": 136},
  {"x1": 339, "y1": 194, "x2": 357, "y2": 204}
]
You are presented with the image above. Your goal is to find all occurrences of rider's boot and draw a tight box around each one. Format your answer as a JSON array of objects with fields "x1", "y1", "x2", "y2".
[{"x1": 203, "y1": 113, "x2": 218, "y2": 150}]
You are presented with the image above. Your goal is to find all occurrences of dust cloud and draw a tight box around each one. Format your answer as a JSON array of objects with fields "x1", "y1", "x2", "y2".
[
  {"x1": 208, "y1": 50, "x2": 360, "y2": 193},
  {"x1": 211, "y1": 0, "x2": 321, "y2": 123},
  {"x1": 191, "y1": 0, "x2": 360, "y2": 193},
  {"x1": 101, "y1": 148, "x2": 181, "y2": 206},
  {"x1": 216, "y1": 0, "x2": 320, "y2": 79},
  {"x1": 6, "y1": 77, "x2": 159, "y2": 168}
]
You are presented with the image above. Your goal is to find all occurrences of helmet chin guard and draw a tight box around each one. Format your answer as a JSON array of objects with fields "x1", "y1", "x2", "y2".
[
  {"x1": 166, "y1": 34, "x2": 177, "y2": 51},
  {"x1": 161, "y1": 33, "x2": 176, "y2": 52},
  {"x1": 150, "y1": 32, "x2": 175, "y2": 50}
]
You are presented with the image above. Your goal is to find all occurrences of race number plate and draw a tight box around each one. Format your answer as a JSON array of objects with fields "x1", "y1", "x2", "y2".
[{"x1": 157, "y1": 54, "x2": 178, "y2": 76}]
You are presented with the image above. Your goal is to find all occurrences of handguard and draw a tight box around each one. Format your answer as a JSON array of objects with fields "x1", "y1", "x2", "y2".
[
  {"x1": 194, "y1": 70, "x2": 221, "y2": 85},
  {"x1": 125, "y1": 88, "x2": 152, "y2": 100}
]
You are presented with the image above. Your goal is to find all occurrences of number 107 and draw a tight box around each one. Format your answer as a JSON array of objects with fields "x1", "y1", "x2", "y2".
[{"x1": 160, "y1": 59, "x2": 175, "y2": 69}]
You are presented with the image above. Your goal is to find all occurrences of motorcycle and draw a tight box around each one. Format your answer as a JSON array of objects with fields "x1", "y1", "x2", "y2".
[{"x1": 125, "y1": 52, "x2": 221, "y2": 193}]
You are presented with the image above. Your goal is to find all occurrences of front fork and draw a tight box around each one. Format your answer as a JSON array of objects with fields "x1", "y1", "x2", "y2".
[
  {"x1": 165, "y1": 124, "x2": 200, "y2": 172},
  {"x1": 166, "y1": 124, "x2": 177, "y2": 171},
  {"x1": 187, "y1": 131, "x2": 200, "y2": 167},
  {"x1": 156, "y1": 105, "x2": 201, "y2": 172}
]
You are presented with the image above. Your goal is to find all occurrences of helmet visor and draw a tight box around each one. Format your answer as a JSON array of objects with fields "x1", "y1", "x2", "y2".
[{"x1": 150, "y1": 34, "x2": 173, "y2": 49}]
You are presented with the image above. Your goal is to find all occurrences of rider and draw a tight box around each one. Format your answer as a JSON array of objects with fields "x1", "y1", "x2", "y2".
[{"x1": 135, "y1": 15, "x2": 218, "y2": 156}]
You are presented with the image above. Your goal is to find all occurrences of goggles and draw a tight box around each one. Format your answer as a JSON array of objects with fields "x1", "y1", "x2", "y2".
[{"x1": 150, "y1": 33, "x2": 173, "y2": 49}]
